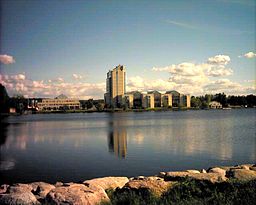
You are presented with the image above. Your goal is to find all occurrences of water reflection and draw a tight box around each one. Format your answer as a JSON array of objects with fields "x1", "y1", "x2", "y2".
[
  {"x1": 0, "y1": 110, "x2": 255, "y2": 184},
  {"x1": 108, "y1": 129, "x2": 127, "y2": 158},
  {"x1": 0, "y1": 118, "x2": 16, "y2": 171},
  {"x1": 107, "y1": 114, "x2": 127, "y2": 158}
]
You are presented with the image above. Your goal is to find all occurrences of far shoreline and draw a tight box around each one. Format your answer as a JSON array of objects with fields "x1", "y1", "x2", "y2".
[{"x1": 1, "y1": 106, "x2": 255, "y2": 116}]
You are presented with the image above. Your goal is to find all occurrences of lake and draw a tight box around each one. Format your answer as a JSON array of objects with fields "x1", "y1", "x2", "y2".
[{"x1": 0, "y1": 109, "x2": 255, "y2": 184}]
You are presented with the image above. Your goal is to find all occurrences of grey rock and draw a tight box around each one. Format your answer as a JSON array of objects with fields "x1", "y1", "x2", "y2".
[
  {"x1": 83, "y1": 177, "x2": 129, "y2": 190},
  {"x1": 121, "y1": 178, "x2": 175, "y2": 197},
  {"x1": 0, "y1": 192, "x2": 39, "y2": 205},
  {"x1": 45, "y1": 183, "x2": 109, "y2": 205},
  {"x1": 29, "y1": 182, "x2": 55, "y2": 199},
  {"x1": 208, "y1": 167, "x2": 226, "y2": 176},
  {"x1": 227, "y1": 169, "x2": 256, "y2": 181},
  {"x1": 186, "y1": 170, "x2": 200, "y2": 174},
  {"x1": 0, "y1": 185, "x2": 9, "y2": 194},
  {"x1": 54, "y1": 182, "x2": 63, "y2": 187},
  {"x1": 201, "y1": 169, "x2": 207, "y2": 173},
  {"x1": 7, "y1": 184, "x2": 33, "y2": 194},
  {"x1": 165, "y1": 171, "x2": 227, "y2": 183},
  {"x1": 147, "y1": 176, "x2": 164, "y2": 181},
  {"x1": 158, "y1": 172, "x2": 166, "y2": 178}
]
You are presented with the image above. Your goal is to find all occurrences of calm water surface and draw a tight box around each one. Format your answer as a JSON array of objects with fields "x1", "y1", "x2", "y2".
[{"x1": 0, "y1": 109, "x2": 255, "y2": 184}]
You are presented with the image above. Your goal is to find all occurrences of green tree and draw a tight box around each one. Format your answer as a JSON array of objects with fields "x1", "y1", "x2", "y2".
[
  {"x1": 86, "y1": 99, "x2": 94, "y2": 109},
  {"x1": 0, "y1": 84, "x2": 10, "y2": 113},
  {"x1": 213, "y1": 93, "x2": 227, "y2": 107},
  {"x1": 191, "y1": 96, "x2": 202, "y2": 108},
  {"x1": 95, "y1": 103, "x2": 104, "y2": 111}
]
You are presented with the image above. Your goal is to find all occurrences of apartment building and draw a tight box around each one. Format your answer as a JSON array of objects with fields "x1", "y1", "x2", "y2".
[{"x1": 105, "y1": 65, "x2": 126, "y2": 108}]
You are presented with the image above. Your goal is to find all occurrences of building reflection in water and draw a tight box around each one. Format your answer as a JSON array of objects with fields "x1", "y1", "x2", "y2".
[
  {"x1": 108, "y1": 129, "x2": 127, "y2": 158},
  {"x1": 107, "y1": 114, "x2": 127, "y2": 158}
]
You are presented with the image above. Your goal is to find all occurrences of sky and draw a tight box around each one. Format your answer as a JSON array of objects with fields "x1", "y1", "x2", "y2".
[{"x1": 0, "y1": 0, "x2": 255, "y2": 99}]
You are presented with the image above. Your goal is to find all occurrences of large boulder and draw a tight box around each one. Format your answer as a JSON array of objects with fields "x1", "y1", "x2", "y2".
[
  {"x1": 164, "y1": 172, "x2": 227, "y2": 183},
  {"x1": 83, "y1": 177, "x2": 129, "y2": 190},
  {"x1": 0, "y1": 185, "x2": 9, "y2": 194},
  {"x1": 120, "y1": 178, "x2": 174, "y2": 197},
  {"x1": 29, "y1": 182, "x2": 55, "y2": 199},
  {"x1": 45, "y1": 183, "x2": 109, "y2": 205},
  {"x1": 0, "y1": 192, "x2": 39, "y2": 205},
  {"x1": 158, "y1": 172, "x2": 166, "y2": 178},
  {"x1": 7, "y1": 183, "x2": 33, "y2": 193},
  {"x1": 186, "y1": 170, "x2": 200, "y2": 174},
  {"x1": 208, "y1": 167, "x2": 226, "y2": 176},
  {"x1": 219, "y1": 164, "x2": 254, "y2": 171},
  {"x1": 227, "y1": 169, "x2": 256, "y2": 181},
  {"x1": 218, "y1": 166, "x2": 237, "y2": 171},
  {"x1": 240, "y1": 164, "x2": 254, "y2": 170},
  {"x1": 0, "y1": 184, "x2": 39, "y2": 205}
]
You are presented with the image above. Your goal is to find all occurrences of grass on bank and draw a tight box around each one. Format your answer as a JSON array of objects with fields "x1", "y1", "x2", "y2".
[{"x1": 101, "y1": 178, "x2": 256, "y2": 205}]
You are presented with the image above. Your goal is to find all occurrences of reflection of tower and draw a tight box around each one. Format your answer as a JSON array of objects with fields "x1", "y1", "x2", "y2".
[{"x1": 108, "y1": 128, "x2": 127, "y2": 158}]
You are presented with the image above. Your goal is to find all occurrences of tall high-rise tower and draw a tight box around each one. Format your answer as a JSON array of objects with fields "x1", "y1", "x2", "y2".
[{"x1": 105, "y1": 65, "x2": 126, "y2": 108}]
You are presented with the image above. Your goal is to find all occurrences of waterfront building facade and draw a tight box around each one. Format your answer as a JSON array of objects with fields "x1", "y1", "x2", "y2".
[
  {"x1": 123, "y1": 93, "x2": 134, "y2": 109},
  {"x1": 132, "y1": 91, "x2": 143, "y2": 108},
  {"x1": 147, "y1": 90, "x2": 162, "y2": 107},
  {"x1": 37, "y1": 94, "x2": 80, "y2": 111},
  {"x1": 105, "y1": 65, "x2": 126, "y2": 108},
  {"x1": 209, "y1": 101, "x2": 222, "y2": 109},
  {"x1": 165, "y1": 90, "x2": 190, "y2": 107},
  {"x1": 120, "y1": 90, "x2": 190, "y2": 109},
  {"x1": 104, "y1": 67, "x2": 190, "y2": 109},
  {"x1": 142, "y1": 93, "x2": 154, "y2": 109},
  {"x1": 180, "y1": 94, "x2": 191, "y2": 108},
  {"x1": 166, "y1": 90, "x2": 180, "y2": 107},
  {"x1": 161, "y1": 93, "x2": 172, "y2": 107}
]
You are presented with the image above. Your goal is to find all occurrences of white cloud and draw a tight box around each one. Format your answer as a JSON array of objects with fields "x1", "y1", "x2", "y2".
[
  {"x1": 57, "y1": 77, "x2": 64, "y2": 82},
  {"x1": 243, "y1": 79, "x2": 255, "y2": 83},
  {"x1": 127, "y1": 75, "x2": 255, "y2": 96},
  {"x1": 0, "y1": 54, "x2": 15, "y2": 64},
  {"x1": 207, "y1": 55, "x2": 230, "y2": 65},
  {"x1": 152, "y1": 66, "x2": 170, "y2": 72},
  {"x1": 72, "y1": 74, "x2": 83, "y2": 79},
  {"x1": 169, "y1": 75, "x2": 209, "y2": 85},
  {"x1": 127, "y1": 77, "x2": 176, "y2": 93},
  {"x1": 244, "y1": 51, "x2": 256, "y2": 58},
  {"x1": 153, "y1": 55, "x2": 233, "y2": 82},
  {"x1": 150, "y1": 54, "x2": 254, "y2": 95},
  {"x1": 206, "y1": 67, "x2": 233, "y2": 77},
  {"x1": 14, "y1": 74, "x2": 26, "y2": 80},
  {"x1": 127, "y1": 76, "x2": 145, "y2": 90},
  {"x1": 0, "y1": 73, "x2": 105, "y2": 99},
  {"x1": 204, "y1": 79, "x2": 255, "y2": 95}
]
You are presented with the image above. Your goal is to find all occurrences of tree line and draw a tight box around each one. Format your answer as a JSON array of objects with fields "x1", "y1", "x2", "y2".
[
  {"x1": 1, "y1": 83, "x2": 256, "y2": 114},
  {"x1": 191, "y1": 93, "x2": 256, "y2": 108}
]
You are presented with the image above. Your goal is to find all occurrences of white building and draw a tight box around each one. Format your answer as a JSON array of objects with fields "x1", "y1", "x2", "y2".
[
  {"x1": 209, "y1": 101, "x2": 222, "y2": 109},
  {"x1": 37, "y1": 94, "x2": 80, "y2": 111}
]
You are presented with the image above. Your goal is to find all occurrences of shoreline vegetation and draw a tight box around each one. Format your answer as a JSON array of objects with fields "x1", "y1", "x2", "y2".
[
  {"x1": 1, "y1": 106, "x2": 254, "y2": 117},
  {"x1": 1, "y1": 84, "x2": 256, "y2": 116},
  {"x1": 0, "y1": 164, "x2": 255, "y2": 204}
]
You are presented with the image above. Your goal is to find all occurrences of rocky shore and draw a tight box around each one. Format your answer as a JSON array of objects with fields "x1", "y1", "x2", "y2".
[{"x1": 0, "y1": 164, "x2": 256, "y2": 205}]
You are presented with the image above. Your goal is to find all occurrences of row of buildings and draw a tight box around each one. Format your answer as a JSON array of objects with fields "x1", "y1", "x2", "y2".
[
  {"x1": 33, "y1": 65, "x2": 190, "y2": 111},
  {"x1": 104, "y1": 65, "x2": 191, "y2": 109}
]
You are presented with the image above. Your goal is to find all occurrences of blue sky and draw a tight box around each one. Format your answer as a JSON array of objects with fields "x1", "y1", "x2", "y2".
[{"x1": 0, "y1": 0, "x2": 255, "y2": 99}]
